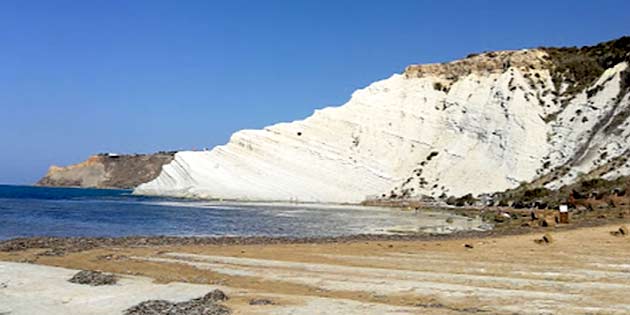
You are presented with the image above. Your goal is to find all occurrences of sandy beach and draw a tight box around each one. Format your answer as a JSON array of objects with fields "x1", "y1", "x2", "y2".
[{"x1": 2, "y1": 221, "x2": 630, "y2": 314}]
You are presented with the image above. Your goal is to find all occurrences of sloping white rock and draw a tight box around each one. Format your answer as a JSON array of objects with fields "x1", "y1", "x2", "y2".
[
  {"x1": 545, "y1": 62, "x2": 630, "y2": 188},
  {"x1": 135, "y1": 51, "x2": 630, "y2": 203}
]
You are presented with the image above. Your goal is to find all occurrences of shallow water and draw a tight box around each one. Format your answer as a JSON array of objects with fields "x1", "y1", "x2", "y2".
[{"x1": 0, "y1": 185, "x2": 488, "y2": 240}]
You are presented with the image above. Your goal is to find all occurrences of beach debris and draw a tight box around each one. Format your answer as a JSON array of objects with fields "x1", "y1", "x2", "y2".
[
  {"x1": 494, "y1": 212, "x2": 512, "y2": 223},
  {"x1": 96, "y1": 253, "x2": 129, "y2": 261},
  {"x1": 610, "y1": 225, "x2": 629, "y2": 237},
  {"x1": 124, "y1": 290, "x2": 231, "y2": 315},
  {"x1": 414, "y1": 301, "x2": 487, "y2": 313},
  {"x1": 18, "y1": 258, "x2": 36, "y2": 264},
  {"x1": 249, "y1": 298, "x2": 275, "y2": 306},
  {"x1": 540, "y1": 215, "x2": 556, "y2": 227},
  {"x1": 39, "y1": 247, "x2": 66, "y2": 257},
  {"x1": 534, "y1": 233, "x2": 554, "y2": 244},
  {"x1": 204, "y1": 289, "x2": 229, "y2": 302},
  {"x1": 68, "y1": 270, "x2": 117, "y2": 286},
  {"x1": 414, "y1": 302, "x2": 446, "y2": 308}
]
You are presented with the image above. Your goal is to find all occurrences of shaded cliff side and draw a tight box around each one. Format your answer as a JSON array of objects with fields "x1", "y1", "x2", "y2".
[{"x1": 36, "y1": 152, "x2": 176, "y2": 189}]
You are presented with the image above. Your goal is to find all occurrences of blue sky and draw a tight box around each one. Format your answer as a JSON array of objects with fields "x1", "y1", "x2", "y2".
[{"x1": 1, "y1": 0, "x2": 629, "y2": 184}]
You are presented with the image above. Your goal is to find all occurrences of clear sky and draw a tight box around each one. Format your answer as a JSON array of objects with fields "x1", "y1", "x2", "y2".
[{"x1": 1, "y1": 0, "x2": 629, "y2": 184}]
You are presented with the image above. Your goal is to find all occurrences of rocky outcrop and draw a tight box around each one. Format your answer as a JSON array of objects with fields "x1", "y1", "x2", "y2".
[
  {"x1": 37, "y1": 152, "x2": 176, "y2": 189},
  {"x1": 68, "y1": 270, "x2": 117, "y2": 286},
  {"x1": 124, "y1": 289, "x2": 231, "y2": 315},
  {"x1": 133, "y1": 37, "x2": 630, "y2": 203}
]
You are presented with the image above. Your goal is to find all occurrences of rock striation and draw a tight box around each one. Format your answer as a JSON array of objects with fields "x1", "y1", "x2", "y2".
[
  {"x1": 134, "y1": 37, "x2": 630, "y2": 203},
  {"x1": 37, "y1": 152, "x2": 176, "y2": 189},
  {"x1": 127, "y1": 37, "x2": 627, "y2": 203}
]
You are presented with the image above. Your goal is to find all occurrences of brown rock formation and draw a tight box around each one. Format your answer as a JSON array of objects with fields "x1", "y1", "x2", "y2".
[{"x1": 36, "y1": 152, "x2": 176, "y2": 189}]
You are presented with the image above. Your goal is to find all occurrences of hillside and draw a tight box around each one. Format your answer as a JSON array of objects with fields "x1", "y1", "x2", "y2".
[
  {"x1": 35, "y1": 37, "x2": 630, "y2": 203},
  {"x1": 131, "y1": 37, "x2": 629, "y2": 203},
  {"x1": 36, "y1": 152, "x2": 176, "y2": 189}
]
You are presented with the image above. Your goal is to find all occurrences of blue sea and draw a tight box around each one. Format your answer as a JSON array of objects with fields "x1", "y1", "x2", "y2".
[{"x1": 0, "y1": 185, "x2": 481, "y2": 240}]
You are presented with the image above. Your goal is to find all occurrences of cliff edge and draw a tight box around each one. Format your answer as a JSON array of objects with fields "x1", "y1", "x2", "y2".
[
  {"x1": 36, "y1": 152, "x2": 176, "y2": 189},
  {"x1": 135, "y1": 36, "x2": 630, "y2": 203}
]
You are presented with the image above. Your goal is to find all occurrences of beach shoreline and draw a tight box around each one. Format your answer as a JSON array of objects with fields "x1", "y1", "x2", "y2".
[
  {"x1": 2, "y1": 220, "x2": 630, "y2": 314},
  {"x1": 2, "y1": 204, "x2": 630, "y2": 314}
]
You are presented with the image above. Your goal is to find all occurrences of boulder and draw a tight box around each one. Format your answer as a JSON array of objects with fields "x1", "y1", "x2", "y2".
[
  {"x1": 124, "y1": 290, "x2": 231, "y2": 315},
  {"x1": 68, "y1": 270, "x2": 117, "y2": 286}
]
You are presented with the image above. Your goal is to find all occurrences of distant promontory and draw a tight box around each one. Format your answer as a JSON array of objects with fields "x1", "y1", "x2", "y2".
[{"x1": 36, "y1": 152, "x2": 176, "y2": 189}]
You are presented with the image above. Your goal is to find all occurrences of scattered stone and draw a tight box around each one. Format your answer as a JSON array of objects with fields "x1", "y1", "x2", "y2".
[
  {"x1": 534, "y1": 233, "x2": 554, "y2": 244},
  {"x1": 96, "y1": 254, "x2": 129, "y2": 261},
  {"x1": 0, "y1": 282, "x2": 7, "y2": 289},
  {"x1": 0, "y1": 226, "x2": 579, "y2": 255},
  {"x1": 68, "y1": 270, "x2": 117, "y2": 286},
  {"x1": 446, "y1": 217, "x2": 454, "y2": 224},
  {"x1": 249, "y1": 298, "x2": 275, "y2": 306},
  {"x1": 125, "y1": 300, "x2": 172, "y2": 314},
  {"x1": 415, "y1": 302, "x2": 445, "y2": 308},
  {"x1": 40, "y1": 247, "x2": 66, "y2": 257},
  {"x1": 203, "y1": 289, "x2": 229, "y2": 302},
  {"x1": 464, "y1": 244, "x2": 474, "y2": 249},
  {"x1": 611, "y1": 225, "x2": 629, "y2": 237},
  {"x1": 124, "y1": 290, "x2": 231, "y2": 315},
  {"x1": 540, "y1": 216, "x2": 556, "y2": 227},
  {"x1": 494, "y1": 212, "x2": 511, "y2": 223}
]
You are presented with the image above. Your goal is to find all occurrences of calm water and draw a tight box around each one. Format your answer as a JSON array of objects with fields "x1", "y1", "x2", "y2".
[{"x1": 0, "y1": 185, "x2": 487, "y2": 240}]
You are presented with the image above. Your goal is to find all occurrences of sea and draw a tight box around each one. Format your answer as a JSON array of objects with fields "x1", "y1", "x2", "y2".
[{"x1": 0, "y1": 185, "x2": 486, "y2": 240}]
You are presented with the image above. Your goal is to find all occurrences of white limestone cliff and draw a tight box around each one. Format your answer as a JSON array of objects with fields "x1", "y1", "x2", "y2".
[{"x1": 135, "y1": 42, "x2": 630, "y2": 203}]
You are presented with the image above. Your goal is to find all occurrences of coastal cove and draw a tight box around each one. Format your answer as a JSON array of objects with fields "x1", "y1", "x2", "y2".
[{"x1": 0, "y1": 185, "x2": 487, "y2": 240}]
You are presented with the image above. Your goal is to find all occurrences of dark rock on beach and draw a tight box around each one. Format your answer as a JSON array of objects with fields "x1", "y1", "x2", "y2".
[
  {"x1": 68, "y1": 270, "x2": 117, "y2": 286},
  {"x1": 0, "y1": 230, "x2": 509, "y2": 255},
  {"x1": 124, "y1": 290, "x2": 231, "y2": 315},
  {"x1": 203, "y1": 289, "x2": 229, "y2": 302},
  {"x1": 249, "y1": 298, "x2": 275, "y2": 305}
]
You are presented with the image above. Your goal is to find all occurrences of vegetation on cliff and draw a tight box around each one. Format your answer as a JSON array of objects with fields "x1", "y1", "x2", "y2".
[{"x1": 542, "y1": 36, "x2": 630, "y2": 100}]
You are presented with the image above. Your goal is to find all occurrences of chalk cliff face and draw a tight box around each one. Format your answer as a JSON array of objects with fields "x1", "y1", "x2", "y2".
[
  {"x1": 37, "y1": 153, "x2": 175, "y2": 189},
  {"x1": 135, "y1": 37, "x2": 630, "y2": 203}
]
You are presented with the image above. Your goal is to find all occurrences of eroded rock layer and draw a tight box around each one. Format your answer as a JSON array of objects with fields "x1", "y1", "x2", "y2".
[{"x1": 135, "y1": 37, "x2": 630, "y2": 203}]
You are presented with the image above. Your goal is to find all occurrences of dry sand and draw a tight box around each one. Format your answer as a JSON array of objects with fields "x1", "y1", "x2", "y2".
[{"x1": 2, "y1": 223, "x2": 630, "y2": 314}]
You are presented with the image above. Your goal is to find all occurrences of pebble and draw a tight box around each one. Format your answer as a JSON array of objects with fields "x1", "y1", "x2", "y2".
[{"x1": 249, "y1": 298, "x2": 275, "y2": 306}]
